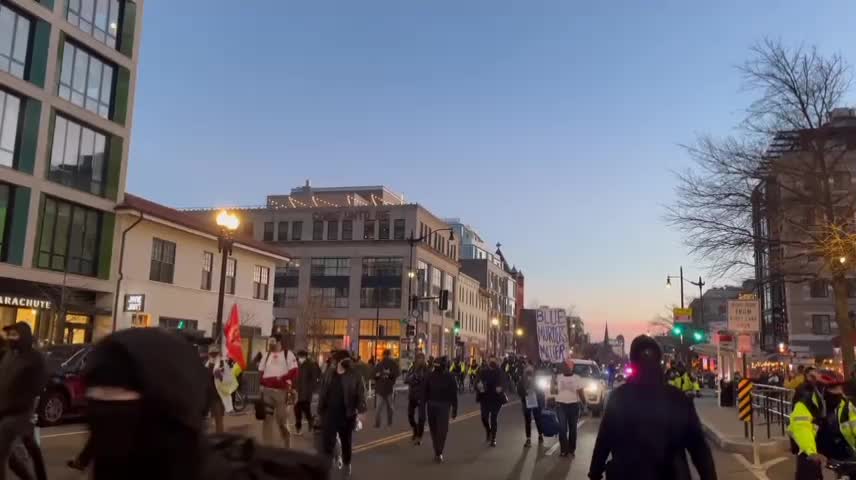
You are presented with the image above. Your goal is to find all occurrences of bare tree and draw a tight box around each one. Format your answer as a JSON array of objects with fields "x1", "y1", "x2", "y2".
[
  {"x1": 296, "y1": 297, "x2": 330, "y2": 356},
  {"x1": 667, "y1": 39, "x2": 856, "y2": 374}
]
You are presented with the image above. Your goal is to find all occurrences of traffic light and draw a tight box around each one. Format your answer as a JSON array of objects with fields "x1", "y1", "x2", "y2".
[
  {"x1": 672, "y1": 325, "x2": 683, "y2": 336},
  {"x1": 177, "y1": 320, "x2": 186, "y2": 330},
  {"x1": 692, "y1": 331, "x2": 704, "y2": 342},
  {"x1": 453, "y1": 321, "x2": 461, "y2": 336},
  {"x1": 406, "y1": 324, "x2": 416, "y2": 337},
  {"x1": 438, "y1": 289, "x2": 449, "y2": 311}
]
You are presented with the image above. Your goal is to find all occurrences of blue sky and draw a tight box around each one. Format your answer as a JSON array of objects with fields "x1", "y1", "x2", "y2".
[{"x1": 127, "y1": 1, "x2": 856, "y2": 341}]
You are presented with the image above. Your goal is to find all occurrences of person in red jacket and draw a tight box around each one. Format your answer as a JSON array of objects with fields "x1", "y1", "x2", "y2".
[{"x1": 258, "y1": 335, "x2": 298, "y2": 448}]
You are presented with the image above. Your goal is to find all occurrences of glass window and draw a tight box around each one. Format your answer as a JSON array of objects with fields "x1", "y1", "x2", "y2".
[
  {"x1": 0, "y1": 5, "x2": 30, "y2": 79},
  {"x1": 812, "y1": 314, "x2": 832, "y2": 335},
  {"x1": 253, "y1": 265, "x2": 270, "y2": 300},
  {"x1": 359, "y1": 319, "x2": 402, "y2": 337},
  {"x1": 327, "y1": 220, "x2": 338, "y2": 241},
  {"x1": 360, "y1": 287, "x2": 402, "y2": 308},
  {"x1": 284, "y1": 287, "x2": 298, "y2": 306},
  {"x1": 66, "y1": 0, "x2": 121, "y2": 49},
  {"x1": 342, "y1": 220, "x2": 353, "y2": 240},
  {"x1": 36, "y1": 197, "x2": 101, "y2": 276},
  {"x1": 225, "y1": 258, "x2": 236, "y2": 294},
  {"x1": 58, "y1": 42, "x2": 115, "y2": 119},
  {"x1": 364, "y1": 220, "x2": 375, "y2": 240},
  {"x1": 310, "y1": 258, "x2": 350, "y2": 276},
  {"x1": 0, "y1": 89, "x2": 21, "y2": 168},
  {"x1": 277, "y1": 221, "x2": 288, "y2": 242},
  {"x1": 310, "y1": 287, "x2": 348, "y2": 308},
  {"x1": 263, "y1": 222, "x2": 274, "y2": 241},
  {"x1": 49, "y1": 115, "x2": 108, "y2": 196},
  {"x1": 201, "y1": 251, "x2": 213, "y2": 290},
  {"x1": 312, "y1": 220, "x2": 323, "y2": 240},
  {"x1": 393, "y1": 219, "x2": 405, "y2": 240},
  {"x1": 0, "y1": 183, "x2": 9, "y2": 260},
  {"x1": 810, "y1": 279, "x2": 830, "y2": 298},
  {"x1": 292, "y1": 221, "x2": 303, "y2": 240},
  {"x1": 362, "y1": 257, "x2": 403, "y2": 277},
  {"x1": 320, "y1": 319, "x2": 348, "y2": 336},
  {"x1": 149, "y1": 238, "x2": 175, "y2": 283},
  {"x1": 378, "y1": 219, "x2": 390, "y2": 240}
]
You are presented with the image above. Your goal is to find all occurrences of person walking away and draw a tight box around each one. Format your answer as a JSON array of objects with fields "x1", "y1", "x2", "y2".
[
  {"x1": 425, "y1": 357, "x2": 458, "y2": 463},
  {"x1": 549, "y1": 356, "x2": 586, "y2": 458},
  {"x1": 405, "y1": 353, "x2": 429, "y2": 445},
  {"x1": 476, "y1": 356, "x2": 508, "y2": 447},
  {"x1": 0, "y1": 323, "x2": 47, "y2": 480},
  {"x1": 373, "y1": 349, "x2": 400, "y2": 428},
  {"x1": 815, "y1": 372, "x2": 856, "y2": 463},
  {"x1": 259, "y1": 335, "x2": 299, "y2": 448},
  {"x1": 589, "y1": 335, "x2": 717, "y2": 480},
  {"x1": 205, "y1": 346, "x2": 236, "y2": 433},
  {"x1": 295, "y1": 350, "x2": 321, "y2": 436},
  {"x1": 517, "y1": 365, "x2": 545, "y2": 447},
  {"x1": 318, "y1": 351, "x2": 367, "y2": 478},
  {"x1": 789, "y1": 370, "x2": 834, "y2": 480}
]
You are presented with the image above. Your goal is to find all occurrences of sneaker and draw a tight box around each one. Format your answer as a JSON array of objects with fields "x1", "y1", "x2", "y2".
[
  {"x1": 559, "y1": 452, "x2": 569, "y2": 458},
  {"x1": 336, "y1": 457, "x2": 344, "y2": 470},
  {"x1": 295, "y1": 429, "x2": 303, "y2": 437},
  {"x1": 524, "y1": 439, "x2": 532, "y2": 448},
  {"x1": 434, "y1": 455, "x2": 444, "y2": 464},
  {"x1": 490, "y1": 439, "x2": 497, "y2": 447}
]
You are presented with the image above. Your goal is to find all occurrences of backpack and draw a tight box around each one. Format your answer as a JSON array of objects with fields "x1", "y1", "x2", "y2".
[
  {"x1": 204, "y1": 434, "x2": 329, "y2": 480},
  {"x1": 539, "y1": 409, "x2": 560, "y2": 437}
]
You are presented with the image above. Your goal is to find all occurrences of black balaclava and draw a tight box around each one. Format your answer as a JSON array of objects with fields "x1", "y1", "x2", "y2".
[
  {"x1": 629, "y1": 335, "x2": 665, "y2": 385},
  {"x1": 5, "y1": 322, "x2": 34, "y2": 352},
  {"x1": 84, "y1": 328, "x2": 208, "y2": 480}
]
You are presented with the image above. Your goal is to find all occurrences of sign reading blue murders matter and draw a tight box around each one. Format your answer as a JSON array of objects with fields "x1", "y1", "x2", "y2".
[{"x1": 536, "y1": 308, "x2": 570, "y2": 363}]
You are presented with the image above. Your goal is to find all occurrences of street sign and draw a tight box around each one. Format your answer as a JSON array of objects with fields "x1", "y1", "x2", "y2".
[
  {"x1": 728, "y1": 299, "x2": 760, "y2": 333},
  {"x1": 737, "y1": 379, "x2": 753, "y2": 422},
  {"x1": 673, "y1": 307, "x2": 693, "y2": 324},
  {"x1": 737, "y1": 334, "x2": 753, "y2": 354},
  {"x1": 410, "y1": 309, "x2": 421, "y2": 320}
]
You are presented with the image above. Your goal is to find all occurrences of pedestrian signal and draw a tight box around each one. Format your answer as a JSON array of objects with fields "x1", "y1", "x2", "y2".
[
  {"x1": 438, "y1": 289, "x2": 449, "y2": 311},
  {"x1": 453, "y1": 321, "x2": 461, "y2": 336}
]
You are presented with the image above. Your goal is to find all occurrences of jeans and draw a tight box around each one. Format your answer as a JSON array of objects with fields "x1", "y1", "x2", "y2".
[
  {"x1": 261, "y1": 387, "x2": 292, "y2": 449},
  {"x1": 522, "y1": 407, "x2": 543, "y2": 439},
  {"x1": 375, "y1": 394, "x2": 394, "y2": 427},
  {"x1": 294, "y1": 400, "x2": 313, "y2": 432},
  {"x1": 556, "y1": 402, "x2": 580, "y2": 455},
  {"x1": 321, "y1": 417, "x2": 356, "y2": 466},
  {"x1": 480, "y1": 403, "x2": 501, "y2": 440},
  {"x1": 427, "y1": 402, "x2": 451, "y2": 456},
  {"x1": 407, "y1": 397, "x2": 426, "y2": 438}
]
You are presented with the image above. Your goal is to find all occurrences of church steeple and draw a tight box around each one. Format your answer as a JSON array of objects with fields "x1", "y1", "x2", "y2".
[{"x1": 603, "y1": 323, "x2": 610, "y2": 344}]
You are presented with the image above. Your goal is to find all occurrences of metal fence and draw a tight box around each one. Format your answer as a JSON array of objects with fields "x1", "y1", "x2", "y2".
[{"x1": 749, "y1": 383, "x2": 793, "y2": 439}]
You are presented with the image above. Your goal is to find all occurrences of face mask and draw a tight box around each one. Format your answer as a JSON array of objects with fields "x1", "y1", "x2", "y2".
[
  {"x1": 339, "y1": 359, "x2": 352, "y2": 370},
  {"x1": 298, "y1": 357, "x2": 306, "y2": 364},
  {"x1": 88, "y1": 399, "x2": 145, "y2": 472}
]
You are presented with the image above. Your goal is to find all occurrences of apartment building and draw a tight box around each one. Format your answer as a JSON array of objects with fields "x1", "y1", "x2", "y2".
[
  {"x1": 0, "y1": 0, "x2": 143, "y2": 344},
  {"x1": 185, "y1": 183, "x2": 468, "y2": 360},
  {"x1": 754, "y1": 108, "x2": 856, "y2": 359},
  {"x1": 456, "y1": 271, "x2": 489, "y2": 358},
  {"x1": 113, "y1": 195, "x2": 288, "y2": 357}
]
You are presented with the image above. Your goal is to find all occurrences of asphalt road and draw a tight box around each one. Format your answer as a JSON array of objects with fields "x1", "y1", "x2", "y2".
[{"x1": 26, "y1": 392, "x2": 807, "y2": 480}]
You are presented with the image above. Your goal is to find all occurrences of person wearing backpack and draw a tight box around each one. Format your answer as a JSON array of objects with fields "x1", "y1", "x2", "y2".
[
  {"x1": 259, "y1": 335, "x2": 299, "y2": 448},
  {"x1": 405, "y1": 352, "x2": 429, "y2": 445},
  {"x1": 317, "y1": 350, "x2": 368, "y2": 478}
]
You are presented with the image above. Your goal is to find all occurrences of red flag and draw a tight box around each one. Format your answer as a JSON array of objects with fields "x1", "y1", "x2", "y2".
[{"x1": 224, "y1": 304, "x2": 247, "y2": 370}]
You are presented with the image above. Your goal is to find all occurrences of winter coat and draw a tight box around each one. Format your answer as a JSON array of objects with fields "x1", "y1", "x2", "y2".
[
  {"x1": 424, "y1": 369, "x2": 458, "y2": 416},
  {"x1": 297, "y1": 359, "x2": 321, "y2": 403},
  {"x1": 476, "y1": 366, "x2": 508, "y2": 406},
  {"x1": 0, "y1": 322, "x2": 46, "y2": 417},
  {"x1": 405, "y1": 364, "x2": 429, "y2": 402},
  {"x1": 373, "y1": 357, "x2": 400, "y2": 396},
  {"x1": 318, "y1": 368, "x2": 368, "y2": 419}
]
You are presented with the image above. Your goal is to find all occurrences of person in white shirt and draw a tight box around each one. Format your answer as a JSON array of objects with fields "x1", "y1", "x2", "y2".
[
  {"x1": 548, "y1": 356, "x2": 586, "y2": 457},
  {"x1": 258, "y1": 335, "x2": 299, "y2": 448}
]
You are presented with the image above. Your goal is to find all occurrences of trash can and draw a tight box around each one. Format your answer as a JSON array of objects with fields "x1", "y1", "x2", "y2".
[{"x1": 719, "y1": 380, "x2": 734, "y2": 407}]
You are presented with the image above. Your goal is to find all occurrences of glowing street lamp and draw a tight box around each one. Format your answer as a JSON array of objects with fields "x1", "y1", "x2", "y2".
[
  {"x1": 213, "y1": 210, "x2": 240, "y2": 343},
  {"x1": 516, "y1": 328, "x2": 524, "y2": 337}
]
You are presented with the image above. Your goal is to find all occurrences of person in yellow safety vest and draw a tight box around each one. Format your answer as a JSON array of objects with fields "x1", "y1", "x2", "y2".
[
  {"x1": 786, "y1": 365, "x2": 808, "y2": 390},
  {"x1": 789, "y1": 369, "x2": 830, "y2": 480}
]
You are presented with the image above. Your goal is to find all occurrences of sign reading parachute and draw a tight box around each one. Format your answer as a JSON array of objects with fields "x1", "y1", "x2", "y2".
[{"x1": 536, "y1": 309, "x2": 570, "y2": 363}]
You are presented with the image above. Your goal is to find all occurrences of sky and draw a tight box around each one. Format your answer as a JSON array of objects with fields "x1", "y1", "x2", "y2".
[{"x1": 127, "y1": 1, "x2": 856, "y2": 342}]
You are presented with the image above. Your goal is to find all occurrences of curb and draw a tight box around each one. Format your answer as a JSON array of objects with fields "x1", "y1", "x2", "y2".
[{"x1": 700, "y1": 419, "x2": 789, "y2": 456}]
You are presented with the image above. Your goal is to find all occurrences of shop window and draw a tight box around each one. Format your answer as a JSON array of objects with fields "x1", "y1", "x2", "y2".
[{"x1": 359, "y1": 339, "x2": 400, "y2": 362}]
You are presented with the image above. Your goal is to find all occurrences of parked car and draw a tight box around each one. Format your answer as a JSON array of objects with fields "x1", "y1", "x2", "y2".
[{"x1": 38, "y1": 344, "x2": 93, "y2": 426}]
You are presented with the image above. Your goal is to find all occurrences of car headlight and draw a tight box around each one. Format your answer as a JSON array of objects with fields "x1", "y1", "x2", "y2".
[
  {"x1": 585, "y1": 381, "x2": 600, "y2": 394},
  {"x1": 536, "y1": 376, "x2": 551, "y2": 391}
]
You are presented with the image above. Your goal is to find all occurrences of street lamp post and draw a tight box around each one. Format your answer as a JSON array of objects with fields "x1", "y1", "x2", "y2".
[
  {"x1": 214, "y1": 210, "x2": 240, "y2": 344},
  {"x1": 515, "y1": 327, "x2": 524, "y2": 354},
  {"x1": 491, "y1": 317, "x2": 499, "y2": 356},
  {"x1": 666, "y1": 265, "x2": 705, "y2": 363},
  {"x1": 407, "y1": 228, "x2": 455, "y2": 354}
]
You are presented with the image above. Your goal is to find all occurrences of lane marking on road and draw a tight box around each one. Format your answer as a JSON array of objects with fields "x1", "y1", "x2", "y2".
[
  {"x1": 352, "y1": 408, "x2": 484, "y2": 453},
  {"x1": 41, "y1": 430, "x2": 88, "y2": 439},
  {"x1": 546, "y1": 419, "x2": 587, "y2": 456},
  {"x1": 730, "y1": 452, "x2": 788, "y2": 480}
]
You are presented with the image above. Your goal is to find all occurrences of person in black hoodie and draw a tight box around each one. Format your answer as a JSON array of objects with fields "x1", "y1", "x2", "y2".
[
  {"x1": 83, "y1": 328, "x2": 330, "y2": 480},
  {"x1": 588, "y1": 335, "x2": 717, "y2": 480},
  {"x1": 476, "y1": 356, "x2": 508, "y2": 447},
  {"x1": 424, "y1": 356, "x2": 458, "y2": 463},
  {"x1": 295, "y1": 350, "x2": 321, "y2": 436},
  {"x1": 317, "y1": 350, "x2": 368, "y2": 478},
  {"x1": 405, "y1": 352, "x2": 429, "y2": 445},
  {"x1": 0, "y1": 322, "x2": 47, "y2": 480},
  {"x1": 517, "y1": 365, "x2": 545, "y2": 448}
]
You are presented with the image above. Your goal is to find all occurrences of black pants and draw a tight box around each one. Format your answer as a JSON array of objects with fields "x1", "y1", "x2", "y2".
[
  {"x1": 0, "y1": 415, "x2": 45, "y2": 480},
  {"x1": 427, "y1": 402, "x2": 451, "y2": 456},
  {"x1": 523, "y1": 407, "x2": 543, "y2": 439},
  {"x1": 556, "y1": 402, "x2": 580, "y2": 455},
  {"x1": 321, "y1": 417, "x2": 356, "y2": 466},
  {"x1": 795, "y1": 454, "x2": 823, "y2": 480},
  {"x1": 480, "y1": 403, "x2": 501, "y2": 440},
  {"x1": 294, "y1": 400, "x2": 313, "y2": 431},
  {"x1": 407, "y1": 397, "x2": 426, "y2": 438}
]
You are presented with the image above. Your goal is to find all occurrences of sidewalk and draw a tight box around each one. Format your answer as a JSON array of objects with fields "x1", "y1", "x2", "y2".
[{"x1": 695, "y1": 393, "x2": 790, "y2": 457}]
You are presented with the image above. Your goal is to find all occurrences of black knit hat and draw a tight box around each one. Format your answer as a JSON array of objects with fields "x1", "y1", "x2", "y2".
[{"x1": 629, "y1": 335, "x2": 662, "y2": 364}]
